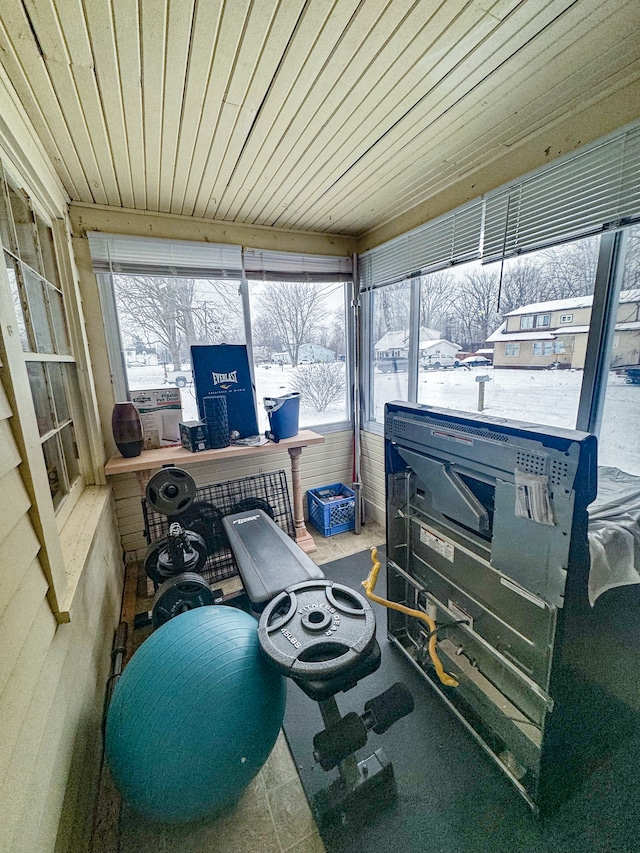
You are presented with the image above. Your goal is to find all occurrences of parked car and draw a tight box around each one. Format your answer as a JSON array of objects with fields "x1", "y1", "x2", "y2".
[
  {"x1": 164, "y1": 365, "x2": 193, "y2": 387},
  {"x1": 377, "y1": 357, "x2": 409, "y2": 373},
  {"x1": 421, "y1": 354, "x2": 460, "y2": 370},
  {"x1": 460, "y1": 355, "x2": 492, "y2": 367}
]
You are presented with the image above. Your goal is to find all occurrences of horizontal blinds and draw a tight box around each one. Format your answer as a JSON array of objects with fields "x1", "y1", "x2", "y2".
[
  {"x1": 359, "y1": 200, "x2": 483, "y2": 291},
  {"x1": 87, "y1": 233, "x2": 244, "y2": 279},
  {"x1": 243, "y1": 248, "x2": 352, "y2": 282},
  {"x1": 483, "y1": 124, "x2": 640, "y2": 260}
]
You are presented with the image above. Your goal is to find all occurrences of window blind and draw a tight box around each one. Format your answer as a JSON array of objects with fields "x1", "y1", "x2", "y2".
[
  {"x1": 482, "y1": 124, "x2": 640, "y2": 260},
  {"x1": 359, "y1": 200, "x2": 483, "y2": 291},
  {"x1": 87, "y1": 232, "x2": 244, "y2": 279},
  {"x1": 243, "y1": 248, "x2": 352, "y2": 282}
]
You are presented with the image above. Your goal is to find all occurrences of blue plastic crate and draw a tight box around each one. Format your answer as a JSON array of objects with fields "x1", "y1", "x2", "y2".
[{"x1": 307, "y1": 483, "x2": 356, "y2": 537}]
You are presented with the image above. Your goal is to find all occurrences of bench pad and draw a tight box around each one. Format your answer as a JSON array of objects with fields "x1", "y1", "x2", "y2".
[{"x1": 222, "y1": 509, "x2": 324, "y2": 604}]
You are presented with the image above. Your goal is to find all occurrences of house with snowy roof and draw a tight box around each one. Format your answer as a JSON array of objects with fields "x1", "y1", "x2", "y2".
[
  {"x1": 374, "y1": 327, "x2": 461, "y2": 362},
  {"x1": 487, "y1": 291, "x2": 640, "y2": 369}
]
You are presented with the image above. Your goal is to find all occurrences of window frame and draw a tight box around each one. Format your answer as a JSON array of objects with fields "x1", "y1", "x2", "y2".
[
  {"x1": 95, "y1": 249, "x2": 355, "y2": 437},
  {"x1": 0, "y1": 161, "x2": 102, "y2": 618}
]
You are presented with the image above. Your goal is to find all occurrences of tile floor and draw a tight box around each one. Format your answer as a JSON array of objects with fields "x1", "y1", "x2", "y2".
[{"x1": 116, "y1": 520, "x2": 386, "y2": 853}]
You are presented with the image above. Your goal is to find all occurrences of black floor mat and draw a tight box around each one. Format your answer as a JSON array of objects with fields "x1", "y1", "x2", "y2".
[{"x1": 282, "y1": 546, "x2": 640, "y2": 853}]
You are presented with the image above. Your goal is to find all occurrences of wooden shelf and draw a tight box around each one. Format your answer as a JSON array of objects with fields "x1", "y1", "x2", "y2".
[
  {"x1": 104, "y1": 429, "x2": 326, "y2": 552},
  {"x1": 104, "y1": 429, "x2": 325, "y2": 476}
]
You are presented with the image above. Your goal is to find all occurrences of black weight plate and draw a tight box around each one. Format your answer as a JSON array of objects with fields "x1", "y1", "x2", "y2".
[
  {"x1": 173, "y1": 501, "x2": 228, "y2": 555},
  {"x1": 230, "y1": 497, "x2": 275, "y2": 519},
  {"x1": 151, "y1": 572, "x2": 215, "y2": 628},
  {"x1": 257, "y1": 580, "x2": 376, "y2": 680},
  {"x1": 145, "y1": 467, "x2": 196, "y2": 517},
  {"x1": 144, "y1": 530, "x2": 208, "y2": 584}
]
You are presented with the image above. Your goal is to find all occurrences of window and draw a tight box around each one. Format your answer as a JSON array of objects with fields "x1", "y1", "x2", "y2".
[
  {"x1": 246, "y1": 278, "x2": 349, "y2": 431},
  {"x1": 535, "y1": 313, "x2": 551, "y2": 327},
  {"x1": 505, "y1": 343, "x2": 520, "y2": 356},
  {"x1": 89, "y1": 236, "x2": 353, "y2": 434},
  {"x1": 520, "y1": 316, "x2": 534, "y2": 329},
  {"x1": 0, "y1": 168, "x2": 82, "y2": 512},
  {"x1": 560, "y1": 313, "x2": 573, "y2": 323},
  {"x1": 368, "y1": 279, "x2": 411, "y2": 422},
  {"x1": 113, "y1": 273, "x2": 245, "y2": 424},
  {"x1": 598, "y1": 223, "x2": 640, "y2": 475},
  {"x1": 533, "y1": 342, "x2": 542, "y2": 356}
]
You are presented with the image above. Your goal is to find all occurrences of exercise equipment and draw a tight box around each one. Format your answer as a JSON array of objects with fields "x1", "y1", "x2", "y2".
[
  {"x1": 145, "y1": 466, "x2": 196, "y2": 516},
  {"x1": 127, "y1": 467, "x2": 414, "y2": 825},
  {"x1": 258, "y1": 580, "x2": 377, "y2": 680},
  {"x1": 151, "y1": 572, "x2": 216, "y2": 627},
  {"x1": 105, "y1": 606, "x2": 286, "y2": 824},
  {"x1": 144, "y1": 522, "x2": 208, "y2": 585},
  {"x1": 224, "y1": 504, "x2": 415, "y2": 825},
  {"x1": 222, "y1": 508, "x2": 324, "y2": 607},
  {"x1": 230, "y1": 497, "x2": 275, "y2": 519},
  {"x1": 172, "y1": 500, "x2": 227, "y2": 556}
]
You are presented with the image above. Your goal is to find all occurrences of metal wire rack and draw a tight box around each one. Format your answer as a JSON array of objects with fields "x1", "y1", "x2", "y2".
[{"x1": 142, "y1": 469, "x2": 295, "y2": 586}]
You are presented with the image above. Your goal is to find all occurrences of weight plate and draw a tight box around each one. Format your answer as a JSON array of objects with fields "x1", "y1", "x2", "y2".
[
  {"x1": 145, "y1": 467, "x2": 197, "y2": 517},
  {"x1": 230, "y1": 497, "x2": 275, "y2": 519},
  {"x1": 173, "y1": 501, "x2": 227, "y2": 555},
  {"x1": 257, "y1": 580, "x2": 376, "y2": 680},
  {"x1": 144, "y1": 529, "x2": 208, "y2": 585},
  {"x1": 151, "y1": 572, "x2": 215, "y2": 628}
]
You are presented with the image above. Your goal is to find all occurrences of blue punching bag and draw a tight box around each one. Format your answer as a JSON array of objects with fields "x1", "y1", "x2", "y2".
[{"x1": 105, "y1": 606, "x2": 286, "y2": 823}]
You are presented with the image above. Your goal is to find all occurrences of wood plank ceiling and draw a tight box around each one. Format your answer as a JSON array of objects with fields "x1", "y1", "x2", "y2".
[{"x1": 0, "y1": 0, "x2": 639, "y2": 237}]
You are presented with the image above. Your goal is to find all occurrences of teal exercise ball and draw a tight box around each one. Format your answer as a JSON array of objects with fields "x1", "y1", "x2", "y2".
[{"x1": 105, "y1": 606, "x2": 286, "y2": 823}]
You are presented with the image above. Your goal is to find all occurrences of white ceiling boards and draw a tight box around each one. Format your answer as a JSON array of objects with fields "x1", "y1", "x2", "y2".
[{"x1": 1, "y1": 0, "x2": 639, "y2": 240}]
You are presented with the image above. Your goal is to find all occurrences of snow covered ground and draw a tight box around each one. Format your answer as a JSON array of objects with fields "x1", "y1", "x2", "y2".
[
  {"x1": 126, "y1": 362, "x2": 348, "y2": 433},
  {"x1": 375, "y1": 366, "x2": 640, "y2": 474},
  {"x1": 126, "y1": 362, "x2": 640, "y2": 474}
]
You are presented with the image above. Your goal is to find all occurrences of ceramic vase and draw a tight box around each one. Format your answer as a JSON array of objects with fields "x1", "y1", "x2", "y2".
[{"x1": 112, "y1": 402, "x2": 144, "y2": 458}]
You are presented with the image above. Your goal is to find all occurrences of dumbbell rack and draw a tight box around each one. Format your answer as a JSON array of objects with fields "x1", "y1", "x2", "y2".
[{"x1": 142, "y1": 469, "x2": 295, "y2": 586}]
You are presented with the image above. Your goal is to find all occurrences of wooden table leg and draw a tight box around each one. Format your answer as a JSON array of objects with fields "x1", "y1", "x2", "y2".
[{"x1": 288, "y1": 446, "x2": 316, "y2": 553}]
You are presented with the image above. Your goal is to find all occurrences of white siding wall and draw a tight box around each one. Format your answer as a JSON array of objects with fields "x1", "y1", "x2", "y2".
[
  {"x1": 361, "y1": 428, "x2": 385, "y2": 527},
  {"x1": 0, "y1": 378, "x2": 124, "y2": 853}
]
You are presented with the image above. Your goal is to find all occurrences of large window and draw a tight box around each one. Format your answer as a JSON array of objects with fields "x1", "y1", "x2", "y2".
[
  {"x1": 247, "y1": 278, "x2": 348, "y2": 432},
  {"x1": 597, "y1": 224, "x2": 640, "y2": 475},
  {"x1": 90, "y1": 236, "x2": 353, "y2": 434},
  {"x1": 0, "y1": 167, "x2": 82, "y2": 511},
  {"x1": 113, "y1": 274, "x2": 245, "y2": 423},
  {"x1": 368, "y1": 279, "x2": 411, "y2": 423}
]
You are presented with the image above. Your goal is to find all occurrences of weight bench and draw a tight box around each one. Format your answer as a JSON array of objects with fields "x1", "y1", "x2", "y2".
[
  {"x1": 221, "y1": 508, "x2": 324, "y2": 608},
  {"x1": 222, "y1": 507, "x2": 414, "y2": 825}
]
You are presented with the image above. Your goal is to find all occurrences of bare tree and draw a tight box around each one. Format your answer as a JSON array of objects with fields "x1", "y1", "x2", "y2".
[
  {"x1": 256, "y1": 282, "x2": 325, "y2": 365},
  {"x1": 114, "y1": 275, "x2": 242, "y2": 364},
  {"x1": 420, "y1": 270, "x2": 456, "y2": 331},
  {"x1": 450, "y1": 268, "x2": 501, "y2": 350},
  {"x1": 376, "y1": 282, "x2": 411, "y2": 338},
  {"x1": 114, "y1": 275, "x2": 194, "y2": 365},
  {"x1": 540, "y1": 236, "x2": 599, "y2": 299},
  {"x1": 499, "y1": 256, "x2": 548, "y2": 314},
  {"x1": 622, "y1": 224, "x2": 640, "y2": 291}
]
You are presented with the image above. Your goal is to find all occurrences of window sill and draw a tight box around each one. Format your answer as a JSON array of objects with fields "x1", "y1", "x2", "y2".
[{"x1": 55, "y1": 485, "x2": 112, "y2": 624}]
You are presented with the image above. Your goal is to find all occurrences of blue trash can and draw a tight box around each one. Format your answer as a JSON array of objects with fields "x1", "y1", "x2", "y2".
[{"x1": 263, "y1": 393, "x2": 300, "y2": 441}]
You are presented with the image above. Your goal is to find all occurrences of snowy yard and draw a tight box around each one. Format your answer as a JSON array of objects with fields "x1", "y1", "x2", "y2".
[{"x1": 126, "y1": 362, "x2": 640, "y2": 474}]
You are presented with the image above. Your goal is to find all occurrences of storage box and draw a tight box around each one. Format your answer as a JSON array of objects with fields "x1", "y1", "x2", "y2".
[
  {"x1": 179, "y1": 420, "x2": 210, "y2": 452},
  {"x1": 191, "y1": 344, "x2": 259, "y2": 439},
  {"x1": 131, "y1": 387, "x2": 182, "y2": 448},
  {"x1": 307, "y1": 483, "x2": 356, "y2": 537}
]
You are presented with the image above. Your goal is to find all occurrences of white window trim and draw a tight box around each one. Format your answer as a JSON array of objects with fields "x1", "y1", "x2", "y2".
[{"x1": 0, "y1": 165, "x2": 103, "y2": 621}]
